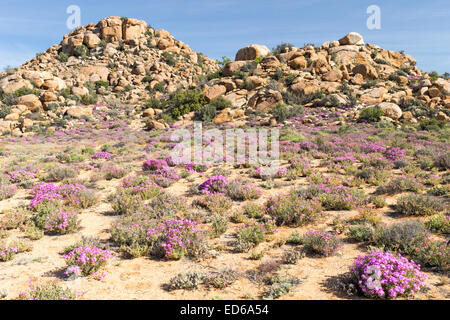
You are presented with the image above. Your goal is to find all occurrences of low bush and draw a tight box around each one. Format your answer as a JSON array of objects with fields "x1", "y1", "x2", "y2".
[
  {"x1": 18, "y1": 280, "x2": 77, "y2": 300},
  {"x1": 359, "y1": 106, "x2": 383, "y2": 122},
  {"x1": 302, "y1": 231, "x2": 342, "y2": 257},
  {"x1": 396, "y1": 194, "x2": 445, "y2": 216},
  {"x1": 265, "y1": 193, "x2": 321, "y2": 226}
]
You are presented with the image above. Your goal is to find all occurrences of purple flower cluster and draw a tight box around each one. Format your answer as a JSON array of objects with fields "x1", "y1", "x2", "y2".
[
  {"x1": 30, "y1": 183, "x2": 87, "y2": 208},
  {"x1": 91, "y1": 151, "x2": 112, "y2": 160},
  {"x1": 351, "y1": 250, "x2": 427, "y2": 299},
  {"x1": 8, "y1": 167, "x2": 40, "y2": 183},
  {"x1": 146, "y1": 219, "x2": 199, "y2": 259},
  {"x1": 199, "y1": 175, "x2": 229, "y2": 193},
  {"x1": 383, "y1": 147, "x2": 405, "y2": 161},
  {"x1": 333, "y1": 156, "x2": 356, "y2": 163},
  {"x1": 44, "y1": 209, "x2": 79, "y2": 234},
  {"x1": 142, "y1": 159, "x2": 168, "y2": 171},
  {"x1": 0, "y1": 246, "x2": 18, "y2": 261},
  {"x1": 119, "y1": 175, "x2": 162, "y2": 199},
  {"x1": 63, "y1": 245, "x2": 113, "y2": 276}
]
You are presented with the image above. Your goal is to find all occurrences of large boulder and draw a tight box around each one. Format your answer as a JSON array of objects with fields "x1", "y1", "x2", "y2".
[
  {"x1": 17, "y1": 94, "x2": 42, "y2": 111},
  {"x1": 122, "y1": 18, "x2": 147, "y2": 41},
  {"x1": 66, "y1": 106, "x2": 93, "y2": 119},
  {"x1": 248, "y1": 89, "x2": 283, "y2": 112},
  {"x1": 338, "y1": 32, "x2": 364, "y2": 46},
  {"x1": 79, "y1": 65, "x2": 110, "y2": 82},
  {"x1": 98, "y1": 16, "x2": 123, "y2": 42},
  {"x1": 222, "y1": 61, "x2": 247, "y2": 77},
  {"x1": 213, "y1": 108, "x2": 245, "y2": 124},
  {"x1": 1, "y1": 79, "x2": 33, "y2": 94},
  {"x1": 352, "y1": 64, "x2": 378, "y2": 79},
  {"x1": 288, "y1": 56, "x2": 307, "y2": 70},
  {"x1": 377, "y1": 102, "x2": 402, "y2": 120},
  {"x1": 235, "y1": 44, "x2": 270, "y2": 61},
  {"x1": 359, "y1": 87, "x2": 388, "y2": 104},
  {"x1": 202, "y1": 85, "x2": 227, "y2": 102},
  {"x1": 83, "y1": 33, "x2": 101, "y2": 49}
]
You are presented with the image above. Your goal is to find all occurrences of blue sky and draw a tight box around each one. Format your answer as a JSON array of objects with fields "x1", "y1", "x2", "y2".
[{"x1": 1, "y1": 0, "x2": 449, "y2": 73}]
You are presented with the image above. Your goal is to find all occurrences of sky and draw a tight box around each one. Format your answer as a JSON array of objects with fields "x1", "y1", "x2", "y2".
[{"x1": 0, "y1": 0, "x2": 449, "y2": 73}]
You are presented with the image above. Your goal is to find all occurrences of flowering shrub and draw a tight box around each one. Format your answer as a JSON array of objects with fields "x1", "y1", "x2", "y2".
[
  {"x1": 148, "y1": 166, "x2": 180, "y2": 187},
  {"x1": 396, "y1": 194, "x2": 445, "y2": 216},
  {"x1": 8, "y1": 168, "x2": 40, "y2": 183},
  {"x1": 44, "y1": 209, "x2": 80, "y2": 235},
  {"x1": 91, "y1": 152, "x2": 111, "y2": 160},
  {"x1": 18, "y1": 279, "x2": 77, "y2": 300},
  {"x1": 289, "y1": 158, "x2": 312, "y2": 177},
  {"x1": 0, "y1": 184, "x2": 17, "y2": 200},
  {"x1": 199, "y1": 175, "x2": 228, "y2": 193},
  {"x1": 224, "y1": 180, "x2": 262, "y2": 201},
  {"x1": 101, "y1": 165, "x2": 127, "y2": 180},
  {"x1": 358, "y1": 153, "x2": 392, "y2": 169},
  {"x1": 301, "y1": 184, "x2": 365, "y2": 210},
  {"x1": 65, "y1": 188, "x2": 98, "y2": 209},
  {"x1": 265, "y1": 193, "x2": 321, "y2": 226},
  {"x1": 111, "y1": 190, "x2": 144, "y2": 215},
  {"x1": 351, "y1": 250, "x2": 427, "y2": 299},
  {"x1": 377, "y1": 176, "x2": 423, "y2": 195},
  {"x1": 110, "y1": 213, "x2": 156, "y2": 258},
  {"x1": 383, "y1": 147, "x2": 405, "y2": 161},
  {"x1": 63, "y1": 245, "x2": 113, "y2": 276},
  {"x1": 302, "y1": 230, "x2": 342, "y2": 257},
  {"x1": 0, "y1": 245, "x2": 18, "y2": 261},
  {"x1": 425, "y1": 214, "x2": 450, "y2": 234},
  {"x1": 142, "y1": 159, "x2": 168, "y2": 171},
  {"x1": 146, "y1": 219, "x2": 199, "y2": 260},
  {"x1": 30, "y1": 183, "x2": 88, "y2": 209},
  {"x1": 193, "y1": 192, "x2": 232, "y2": 214},
  {"x1": 199, "y1": 176, "x2": 261, "y2": 201},
  {"x1": 412, "y1": 239, "x2": 449, "y2": 271},
  {"x1": 120, "y1": 175, "x2": 162, "y2": 200},
  {"x1": 234, "y1": 223, "x2": 269, "y2": 252}
]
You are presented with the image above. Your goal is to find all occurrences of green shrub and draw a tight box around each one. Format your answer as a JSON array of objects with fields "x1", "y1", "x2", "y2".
[
  {"x1": 282, "y1": 249, "x2": 304, "y2": 264},
  {"x1": 94, "y1": 80, "x2": 109, "y2": 90},
  {"x1": 272, "y1": 42, "x2": 295, "y2": 55},
  {"x1": 209, "y1": 96, "x2": 232, "y2": 110},
  {"x1": 162, "y1": 52, "x2": 177, "y2": 66},
  {"x1": 80, "y1": 94, "x2": 98, "y2": 105},
  {"x1": 44, "y1": 166, "x2": 77, "y2": 182},
  {"x1": 210, "y1": 214, "x2": 228, "y2": 238},
  {"x1": 56, "y1": 52, "x2": 69, "y2": 62},
  {"x1": 18, "y1": 280, "x2": 76, "y2": 300},
  {"x1": 269, "y1": 103, "x2": 304, "y2": 122},
  {"x1": 434, "y1": 152, "x2": 450, "y2": 170},
  {"x1": 425, "y1": 214, "x2": 450, "y2": 234},
  {"x1": 0, "y1": 104, "x2": 11, "y2": 119},
  {"x1": 396, "y1": 194, "x2": 445, "y2": 216},
  {"x1": 359, "y1": 106, "x2": 383, "y2": 122},
  {"x1": 372, "y1": 220, "x2": 427, "y2": 255},
  {"x1": 167, "y1": 271, "x2": 204, "y2": 291},
  {"x1": 73, "y1": 45, "x2": 89, "y2": 57},
  {"x1": 168, "y1": 89, "x2": 207, "y2": 118},
  {"x1": 195, "y1": 104, "x2": 216, "y2": 122},
  {"x1": 346, "y1": 223, "x2": 375, "y2": 242},
  {"x1": 265, "y1": 193, "x2": 321, "y2": 226}
]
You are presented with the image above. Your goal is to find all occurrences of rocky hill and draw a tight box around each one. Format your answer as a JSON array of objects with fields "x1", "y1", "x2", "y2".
[{"x1": 0, "y1": 17, "x2": 449, "y2": 135}]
